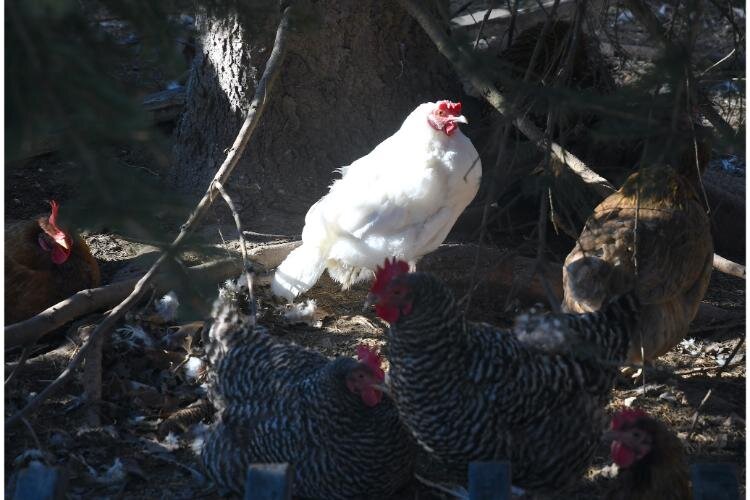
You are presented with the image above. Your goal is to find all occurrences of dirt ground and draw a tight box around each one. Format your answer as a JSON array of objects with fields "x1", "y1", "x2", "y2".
[{"x1": 5, "y1": 1, "x2": 746, "y2": 498}]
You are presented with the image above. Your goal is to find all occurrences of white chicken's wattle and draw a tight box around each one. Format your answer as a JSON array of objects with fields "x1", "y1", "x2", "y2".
[{"x1": 271, "y1": 100, "x2": 482, "y2": 301}]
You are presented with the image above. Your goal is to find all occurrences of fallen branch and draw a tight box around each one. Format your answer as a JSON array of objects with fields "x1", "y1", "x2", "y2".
[
  {"x1": 4, "y1": 258, "x2": 244, "y2": 350},
  {"x1": 712, "y1": 254, "x2": 745, "y2": 279},
  {"x1": 397, "y1": 0, "x2": 616, "y2": 198},
  {"x1": 4, "y1": 6, "x2": 293, "y2": 430}
]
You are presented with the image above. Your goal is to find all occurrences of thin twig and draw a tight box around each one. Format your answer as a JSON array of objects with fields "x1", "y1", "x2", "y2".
[
  {"x1": 21, "y1": 417, "x2": 43, "y2": 451},
  {"x1": 4, "y1": 7, "x2": 294, "y2": 430},
  {"x1": 688, "y1": 337, "x2": 744, "y2": 435},
  {"x1": 5, "y1": 346, "x2": 32, "y2": 386},
  {"x1": 698, "y1": 47, "x2": 737, "y2": 77},
  {"x1": 472, "y1": 5, "x2": 495, "y2": 51},
  {"x1": 675, "y1": 359, "x2": 745, "y2": 377},
  {"x1": 213, "y1": 181, "x2": 257, "y2": 325}
]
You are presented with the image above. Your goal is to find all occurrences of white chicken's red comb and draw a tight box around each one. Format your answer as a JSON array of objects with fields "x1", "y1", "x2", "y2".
[
  {"x1": 436, "y1": 100, "x2": 462, "y2": 115},
  {"x1": 370, "y1": 257, "x2": 409, "y2": 294}
]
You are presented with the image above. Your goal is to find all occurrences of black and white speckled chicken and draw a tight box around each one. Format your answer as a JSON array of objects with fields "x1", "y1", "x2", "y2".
[
  {"x1": 367, "y1": 259, "x2": 639, "y2": 494},
  {"x1": 200, "y1": 281, "x2": 416, "y2": 498}
]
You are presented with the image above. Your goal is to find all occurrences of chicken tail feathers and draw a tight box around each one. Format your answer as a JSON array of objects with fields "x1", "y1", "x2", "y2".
[
  {"x1": 598, "y1": 291, "x2": 640, "y2": 360},
  {"x1": 271, "y1": 243, "x2": 327, "y2": 301},
  {"x1": 602, "y1": 291, "x2": 640, "y2": 327}
]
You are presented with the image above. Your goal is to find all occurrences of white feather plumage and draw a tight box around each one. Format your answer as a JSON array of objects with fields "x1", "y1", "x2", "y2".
[{"x1": 271, "y1": 101, "x2": 482, "y2": 301}]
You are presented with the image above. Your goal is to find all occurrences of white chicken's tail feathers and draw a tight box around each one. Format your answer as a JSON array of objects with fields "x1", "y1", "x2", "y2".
[{"x1": 271, "y1": 244, "x2": 327, "y2": 301}]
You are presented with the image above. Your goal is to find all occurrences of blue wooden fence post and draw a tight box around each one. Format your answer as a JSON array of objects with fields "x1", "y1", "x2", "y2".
[
  {"x1": 12, "y1": 462, "x2": 68, "y2": 500},
  {"x1": 469, "y1": 461, "x2": 512, "y2": 500},
  {"x1": 244, "y1": 463, "x2": 294, "y2": 500},
  {"x1": 691, "y1": 463, "x2": 739, "y2": 500}
]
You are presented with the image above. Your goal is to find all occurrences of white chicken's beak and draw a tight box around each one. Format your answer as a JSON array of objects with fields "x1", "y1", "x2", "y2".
[{"x1": 450, "y1": 115, "x2": 468, "y2": 124}]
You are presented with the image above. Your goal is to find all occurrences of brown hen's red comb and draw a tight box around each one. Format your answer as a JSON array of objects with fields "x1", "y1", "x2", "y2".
[
  {"x1": 48, "y1": 200, "x2": 61, "y2": 228},
  {"x1": 356, "y1": 345, "x2": 385, "y2": 381},
  {"x1": 437, "y1": 100, "x2": 462, "y2": 115},
  {"x1": 611, "y1": 408, "x2": 648, "y2": 430},
  {"x1": 370, "y1": 257, "x2": 409, "y2": 294}
]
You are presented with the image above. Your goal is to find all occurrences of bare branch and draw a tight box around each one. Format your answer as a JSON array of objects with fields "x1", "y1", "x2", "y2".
[
  {"x1": 397, "y1": 0, "x2": 616, "y2": 197},
  {"x1": 713, "y1": 254, "x2": 745, "y2": 279},
  {"x1": 214, "y1": 181, "x2": 257, "y2": 325},
  {"x1": 4, "y1": 259, "x2": 244, "y2": 350}
]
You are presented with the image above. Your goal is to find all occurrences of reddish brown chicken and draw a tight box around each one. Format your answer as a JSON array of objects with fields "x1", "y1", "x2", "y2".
[
  {"x1": 604, "y1": 408, "x2": 692, "y2": 500},
  {"x1": 5, "y1": 201, "x2": 100, "y2": 324}
]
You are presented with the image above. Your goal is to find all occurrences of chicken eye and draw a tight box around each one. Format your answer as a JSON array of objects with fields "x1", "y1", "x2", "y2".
[{"x1": 438, "y1": 110, "x2": 445, "y2": 116}]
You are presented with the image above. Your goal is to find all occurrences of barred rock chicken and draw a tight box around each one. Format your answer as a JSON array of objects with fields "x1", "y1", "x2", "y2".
[
  {"x1": 562, "y1": 159, "x2": 713, "y2": 364},
  {"x1": 368, "y1": 259, "x2": 639, "y2": 493},
  {"x1": 271, "y1": 100, "x2": 481, "y2": 301},
  {"x1": 604, "y1": 408, "x2": 691, "y2": 500},
  {"x1": 5, "y1": 201, "x2": 100, "y2": 324},
  {"x1": 200, "y1": 287, "x2": 416, "y2": 498}
]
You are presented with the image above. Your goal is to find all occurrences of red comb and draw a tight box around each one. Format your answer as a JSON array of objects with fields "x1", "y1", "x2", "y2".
[
  {"x1": 437, "y1": 100, "x2": 462, "y2": 115},
  {"x1": 356, "y1": 345, "x2": 385, "y2": 381},
  {"x1": 48, "y1": 200, "x2": 61, "y2": 228},
  {"x1": 370, "y1": 258, "x2": 410, "y2": 294},
  {"x1": 611, "y1": 408, "x2": 648, "y2": 430}
]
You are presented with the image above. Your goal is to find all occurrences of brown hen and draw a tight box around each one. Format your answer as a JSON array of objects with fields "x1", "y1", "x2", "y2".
[
  {"x1": 562, "y1": 136, "x2": 713, "y2": 363},
  {"x1": 604, "y1": 408, "x2": 692, "y2": 500},
  {"x1": 5, "y1": 201, "x2": 100, "y2": 324}
]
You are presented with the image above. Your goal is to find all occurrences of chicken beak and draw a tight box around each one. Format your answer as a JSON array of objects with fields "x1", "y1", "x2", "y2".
[
  {"x1": 363, "y1": 292, "x2": 377, "y2": 312},
  {"x1": 451, "y1": 115, "x2": 468, "y2": 124},
  {"x1": 55, "y1": 236, "x2": 70, "y2": 250}
]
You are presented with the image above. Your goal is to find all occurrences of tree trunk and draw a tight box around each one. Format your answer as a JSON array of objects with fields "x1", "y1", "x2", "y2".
[{"x1": 170, "y1": 1, "x2": 461, "y2": 235}]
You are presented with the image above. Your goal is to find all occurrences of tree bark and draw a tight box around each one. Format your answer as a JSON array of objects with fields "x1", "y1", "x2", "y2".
[{"x1": 171, "y1": 1, "x2": 461, "y2": 234}]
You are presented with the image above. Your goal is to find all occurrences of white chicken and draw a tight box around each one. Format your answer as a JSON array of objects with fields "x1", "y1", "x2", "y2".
[{"x1": 272, "y1": 100, "x2": 482, "y2": 301}]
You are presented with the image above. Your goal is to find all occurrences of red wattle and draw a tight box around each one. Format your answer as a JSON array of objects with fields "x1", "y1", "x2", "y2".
[
  {"x1": 51, "y1": 246, "x2": 71, "y2": 265},
  {"x1": 376, "y1": 304, "x2": 400, "y2": 323},
  {"x1": 611, "y1": 441, "x2": 636, "y2": 468},
  {"x1": 361, "y1": 387, "x2": 382, "y2": 407}
]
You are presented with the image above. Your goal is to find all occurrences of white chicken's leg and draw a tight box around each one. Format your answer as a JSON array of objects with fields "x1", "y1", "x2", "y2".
[{"x1": 408, "y1": 261, "x2": 417, "y2": 273}]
